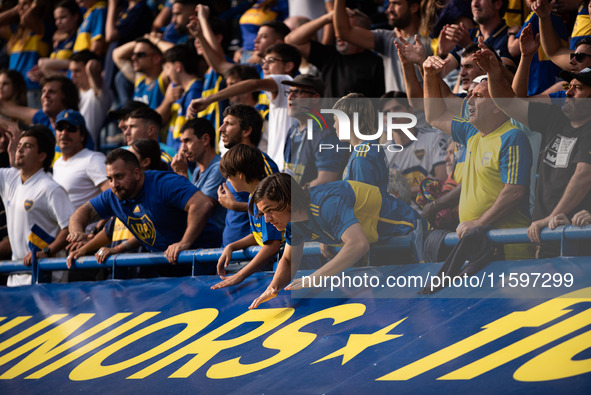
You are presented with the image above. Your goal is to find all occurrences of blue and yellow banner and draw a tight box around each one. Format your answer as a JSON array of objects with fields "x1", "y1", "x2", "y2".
[{"x1": 0, "y1": 257, "x2": 589, "y2": 393}]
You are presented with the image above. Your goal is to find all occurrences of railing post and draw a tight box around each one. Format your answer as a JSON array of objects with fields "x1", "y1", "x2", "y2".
[
  {"x1": 30, "y1": 247, "x2": 39, "y2": 285},
  {"x1": 111, "y1": 255, "x2": 116, "y2": 280},
  {"x1": 192, "y1": 250, "x2": 197, "y2": 277},
  {"x1": 560, "y1": 225, "x2": 579, "y2": 256}
]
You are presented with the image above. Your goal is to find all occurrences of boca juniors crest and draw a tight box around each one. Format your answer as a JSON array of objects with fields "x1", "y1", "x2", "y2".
[
  {"x1": 127, "y1": 214, "x2": 156, "y2": 246},
  {"x1": 24, "y1": 200, "x2": 34, "y2": 211}
]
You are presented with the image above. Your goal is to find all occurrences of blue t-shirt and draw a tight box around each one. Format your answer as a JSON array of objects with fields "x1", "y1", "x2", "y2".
[
  {"x1": 192, "y1": 154, "x2": 226, "y2": 232},
  {"x1": 133, "y1": 74, "x2": 166, "y2": 109},
  {"x1": 162, "y1": 24, "x2": 189, "y2": 44},
  {"x1": 284, "y1": 123, "x2": 347, "y2": 186},
  {"x1": 516, "y1": 12, "x2": 568, "y2": 96},
  {"x1": 290, "y1": 180, "x2": 422, "y2": 246},
  {"x1": 342, "y1": 142, "x2": 389, "y2": 189},
  {"x1": 90, "y1": 171, "x2": 220, "y2": 251},
  {"x1": 222, "y1": 150, "x2": 278, "y2": 246}
]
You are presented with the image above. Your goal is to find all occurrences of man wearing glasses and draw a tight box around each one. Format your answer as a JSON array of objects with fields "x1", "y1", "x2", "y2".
[
  {"x1": 282, "y1": 74, "x2": 347, "y2": 188},
  {"x1": 113, "y1": 38, "x2": 169, "y2": 110}
]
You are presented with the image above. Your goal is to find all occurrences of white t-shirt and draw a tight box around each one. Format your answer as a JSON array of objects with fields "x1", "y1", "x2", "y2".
[
  {"x1": 79, "y1": 88, "x2": 112, "y2": 150},
  {"x1": 53, "y1": 148, "x2": 107, "y2": 209},
  {"x1": 0, "y1": 168, "x2": 74, "y2": 286},
  {"x1": 385, "y1": 128, "x2": 448, "y2": 189},
  {"x1": 264, "y1": 74, "x2": 293, "y2": 171}
]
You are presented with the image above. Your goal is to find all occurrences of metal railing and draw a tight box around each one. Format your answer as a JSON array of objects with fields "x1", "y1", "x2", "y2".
[{"x1": 1, "y1": 225, "x2": 590, "y2": 283}]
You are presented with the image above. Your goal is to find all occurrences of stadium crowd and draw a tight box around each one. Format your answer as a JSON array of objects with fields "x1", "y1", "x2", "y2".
[{"x1": 0, "y1": 0, "x2": 590, "y2": 306}]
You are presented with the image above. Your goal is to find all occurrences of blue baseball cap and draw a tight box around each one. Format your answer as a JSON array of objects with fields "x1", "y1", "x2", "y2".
[{"x1": 55, "y1": 109, "x2": 87, "y2": 130}]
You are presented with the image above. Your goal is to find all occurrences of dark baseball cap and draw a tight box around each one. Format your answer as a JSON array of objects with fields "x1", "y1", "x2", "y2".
[
  {"x1": 108, "y1": 100, "x2": 150, "y2": 120},
  {"x1": 560, "y1": 67, "x2": 591, "y2": 87},
  {"x1": 281, "y1": 74, "x2": 325, "y2": 96}
]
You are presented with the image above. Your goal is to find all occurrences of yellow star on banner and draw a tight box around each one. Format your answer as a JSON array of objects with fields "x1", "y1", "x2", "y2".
[{"x1": 312, "y1": 317, "x2": 407, "y2": 365}]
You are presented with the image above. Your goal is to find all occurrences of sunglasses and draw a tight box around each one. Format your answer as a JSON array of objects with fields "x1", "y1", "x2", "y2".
[
  {"x1": 132, "y1": 52, "x2": 149, "y2": 59},
  {"x1": 56, "y1": 124, "x2": 78, "y2": 133},
  {"x1": 570, "y1": 52, "x2": 591, "y2": 62},
  {"x1": 285, "y1": 88, "x2": 317, "y2": 97}
]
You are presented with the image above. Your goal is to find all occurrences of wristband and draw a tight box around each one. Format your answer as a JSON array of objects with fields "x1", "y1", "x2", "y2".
[{"x1": 117, "y1": 240, "x2": 129, "y2": 253}]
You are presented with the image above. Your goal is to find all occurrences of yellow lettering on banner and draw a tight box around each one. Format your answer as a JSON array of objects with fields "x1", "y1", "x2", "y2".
[
  {"x1": 129, "y1": 308, "x2": 294, "y2": 379},
  {"x1": 0, "y1": 314, "x2": 94, "y2": 379},
  {"x1": 207, "y1": 304, "x2": 366, "y2": 379},
  {"x1": 439, "y1": 308, "x2": 591, "y2": 380},
  {"x1": 513, "y1": 330, "x2": 591, "y2": 381},
  {"x1": 70, "y1": 309, "x2": 218, "y2": 381},
  {"x1": 377, "y1": 287, "x2": 591, "y2": 381},
  {"x1": 30, "y1": 312, "x2": 159, "y2": 379},
  {"x1": 3, "y1": 314, "x2": 136, "y2": 379},
  {"x1": 0, "y1": 316, "x2": 32, "y2": 336},
  {"x1": 0, "y1": 314, "x2": 68, "y2": 355}
]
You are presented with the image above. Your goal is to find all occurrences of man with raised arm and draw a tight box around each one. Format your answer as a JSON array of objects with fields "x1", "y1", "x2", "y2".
[
  {"x1": 475, "y1": 43, "x2": 591, "y2": 257},
  {"x1": 422, "y1": 54, "x2": 533, "y2": 259},
  {"x1": 333, "y1": 0, "x2": 427, "y2": 92},
  {"x1": 285, "y1": 8, "x2": 384, "y2": 98}
]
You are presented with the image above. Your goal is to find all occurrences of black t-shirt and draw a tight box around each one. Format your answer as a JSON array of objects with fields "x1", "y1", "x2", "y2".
[
  {"x1": 308, "y1": 41, "x2": 385, "y2": 98},
  {"x1": 528, "y1": 102, "x2": 591, "y2": 220}
]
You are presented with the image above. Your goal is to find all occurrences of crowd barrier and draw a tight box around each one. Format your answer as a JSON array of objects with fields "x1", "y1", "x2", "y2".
[{"x1": 1, "y1": 225, "x2": 590, "y2": 283}]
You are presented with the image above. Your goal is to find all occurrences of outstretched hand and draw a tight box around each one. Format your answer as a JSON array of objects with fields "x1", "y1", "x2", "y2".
[
  {"x1": 394, "y1": 31, "x2": 427, "y2": 65},
  {"x1": 473, "y1": 37, "x2": 501, "y2": 74},
  {"x1": 249, "y1": 286, "x2": 278, "y2": 309},
  {"x1": 519, "y1": 24, "x2": 540, "y2": 58},
  {"x1": 211, "y1": 274, "x2": 244, "y2": 289}
]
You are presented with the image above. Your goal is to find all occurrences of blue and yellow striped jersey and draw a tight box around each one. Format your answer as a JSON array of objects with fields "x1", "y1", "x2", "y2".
[
  {"x1": 167, "y1": 79, "x2": 204, "y2": 150},
  {"x1": 291, "y1": 181, "x2": 422, "y2": 246},
  {"x1": 451, "y1": 117, "x2": 532, "y2": 230},
  {"x1": 342, "y1": 142, "x2": 389, "y2": 190},
  {"x1": 73, "y1": 1, "x2": 107, "y2": 53},
  {"x1": 133, "y1": 74, "x2": 167, "y2": 109}
]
